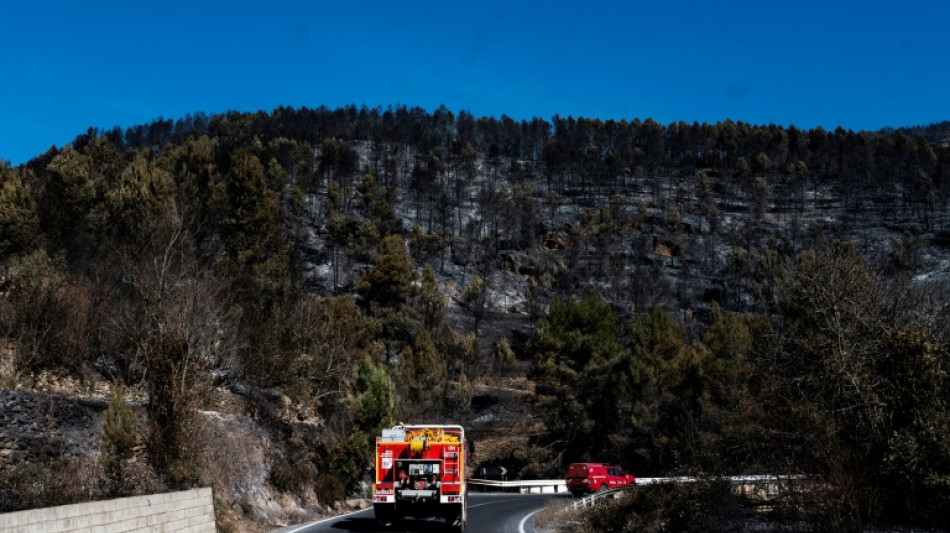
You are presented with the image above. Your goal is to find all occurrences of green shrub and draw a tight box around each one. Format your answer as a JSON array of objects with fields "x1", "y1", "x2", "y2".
[{"x1": 101, "y1": 385, "x2": 138, "y2": 454}]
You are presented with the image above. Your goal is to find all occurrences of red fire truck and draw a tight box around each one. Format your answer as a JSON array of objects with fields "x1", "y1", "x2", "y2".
[{"x1": 373, "y1": 424, "x2": 467, "y2": 531}]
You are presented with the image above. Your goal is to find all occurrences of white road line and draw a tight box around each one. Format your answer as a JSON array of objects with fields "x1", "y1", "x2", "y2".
[
  {"x1": 469, "y1": 498, "x2": 520, "y2": 508},
  {"x1": 518, "y1": 509, "x2": 541, "y2": 533},
  {"x1": 279, "y1": 507, "x2": 370, "y2": 533}
]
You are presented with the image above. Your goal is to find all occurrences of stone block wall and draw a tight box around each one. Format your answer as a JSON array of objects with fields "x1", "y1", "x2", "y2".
[{"x1": 0, "y1": 487, "x2": 214, "y2": 533}]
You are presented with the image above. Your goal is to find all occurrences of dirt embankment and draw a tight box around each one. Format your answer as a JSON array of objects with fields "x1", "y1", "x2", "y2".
[{"x1": 0, "y1": 366, "x2": 336, "y2": 531}]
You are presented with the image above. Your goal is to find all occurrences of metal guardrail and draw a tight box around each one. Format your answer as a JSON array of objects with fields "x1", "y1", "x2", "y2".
[
  {"x1": 637, "y1": 474, "x2": 805, "y2": 485},
  {"x1": 570, "y1": 487, "x2": 623, "y2": 509},
  {"x1": 468, "y1": 474, "x2": 806, "y2": 497},
  {"x1": 467, "y1": 478, "x2": 567, "y2": 494}
]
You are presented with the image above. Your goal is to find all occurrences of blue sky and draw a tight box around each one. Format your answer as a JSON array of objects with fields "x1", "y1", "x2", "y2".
[{"x1": 2, "y1": 1, "x2": 948, "y2": 165}]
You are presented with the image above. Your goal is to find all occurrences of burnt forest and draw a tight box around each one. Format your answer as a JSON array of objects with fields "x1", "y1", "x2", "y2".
[{"x1": 1, "y1": 105, "x2": 948, "y2": 531}]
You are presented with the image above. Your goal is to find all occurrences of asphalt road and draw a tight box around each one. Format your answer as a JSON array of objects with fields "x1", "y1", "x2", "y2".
[{"x1": 275, "y1": 493, "x2": 563, "y2": 533}]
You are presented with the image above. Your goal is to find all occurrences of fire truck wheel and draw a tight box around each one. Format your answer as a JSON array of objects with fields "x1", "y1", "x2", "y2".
[
  {"x1": 374, "y1": 504, "x2": 395, "y2": 527},
  {"x1": 446, "y1": 504, "x2": 464, "y2": 532},
  {"x1": 446, "y1": 517, "x2": 464, "y2": 532}
]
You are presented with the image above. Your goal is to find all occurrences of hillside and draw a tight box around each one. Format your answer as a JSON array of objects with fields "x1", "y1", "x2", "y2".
[{"x1": 1, "y1": 106, "x2": 948, "y2": 530}]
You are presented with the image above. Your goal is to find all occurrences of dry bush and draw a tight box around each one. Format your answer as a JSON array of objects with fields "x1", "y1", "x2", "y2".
[
  {"x1": 112, "y1": 454, "x2": 166, "y2": 498},
  {"x1": 0, "y1": 338, "x2": 16, "y2": 389},
  {"x1": 196, "y1": 411, "x2": 270, "y2": 499},
  {"x1": 0, "y1": 251, "x2": 98, "y2": 375},
  {"x1": 508, "y1": 441, "x2": 559, "y2": 479},
  {"x1": 146, "y1": 344, "x2": 208, "y2": 488},
  {"x1": 532, "y1": 497, "x2": 582, "y2": 533},
  {"x1": 771, "y1": 471, "x2": 882, "y2": 533},
  {"x1": 564, "y1": 482, "x2": 756, "y2": 533},
  {"x1": 315, "y1": 473, "x2": 345, "y2": 504},
  {"x1": 0, "y1": 454, "x2": 106, "y2": 512},
  {"x1": 269, "y1": 456, "x2": 296, "y2": 492}
]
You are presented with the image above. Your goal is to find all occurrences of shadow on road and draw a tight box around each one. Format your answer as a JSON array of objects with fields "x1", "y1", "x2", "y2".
[{"x1": 330, "y1": 517, "x2": 455, "y2": 533}]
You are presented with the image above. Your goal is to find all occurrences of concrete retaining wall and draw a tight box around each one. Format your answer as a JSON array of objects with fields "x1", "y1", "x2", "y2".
[{"x1": 0, "y1": 487, "x2": 214, "y2": 533}]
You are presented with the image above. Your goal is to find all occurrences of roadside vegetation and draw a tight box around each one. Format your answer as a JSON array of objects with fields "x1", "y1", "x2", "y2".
[{"x1": 0, "y1": 106, "x2": 947, "y2": 530}]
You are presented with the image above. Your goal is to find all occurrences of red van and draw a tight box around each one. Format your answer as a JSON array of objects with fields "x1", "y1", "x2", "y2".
[{"x1": 565, "y1": 463, "x2": 636, "y2": 496}]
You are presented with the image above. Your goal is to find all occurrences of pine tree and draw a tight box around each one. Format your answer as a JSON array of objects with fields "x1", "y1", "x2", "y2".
[
  {"x1": 357, "y1": 234, "x2": 417, "y2": 313},
  {"x1": 0, "y1": 164, "x2": 40, "y2": 256},
  {"x1": 220, "y1": 150, "x2": 288, "y2": 314},
  {"x1": 414, "y1": 265, "x2": 446, "y2": 332},
  {"x1": 529, "y1": 295, "x2": 625, "y2": 462},
  {"x1": 395, "y1": 331, "x2": 447, "y2": 421},
  {"x1": 356, "y1": 168, "x2": 400, "y2": 236},
  {"x1": 40, "y1": 148, "x2": 99, "y2": 262},
  {"x1": 102, "y1": 152, "x2": 174, "y2": 245}
]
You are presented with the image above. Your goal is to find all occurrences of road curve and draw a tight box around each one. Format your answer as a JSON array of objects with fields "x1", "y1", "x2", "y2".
[{"x1": 274, "y1": 493, "x2": 563, "y2": 533}]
